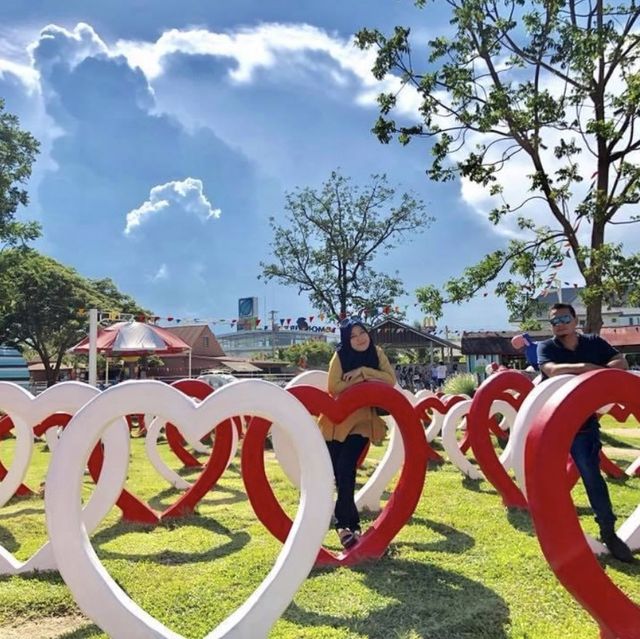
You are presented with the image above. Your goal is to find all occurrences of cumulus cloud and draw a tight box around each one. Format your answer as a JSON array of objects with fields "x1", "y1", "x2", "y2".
[
  {"x1": 113, "y1": 23, "x2": 422, "y2": 118},
  {"x1": 0, "y1": 58, "x2": 39, "y2": 93},
  {"x1": 29, "y1": 22, "x2": 109, "y2": 74},
  {"x1": 124, "y1": 177, "x2": 221, "y2": 235}
]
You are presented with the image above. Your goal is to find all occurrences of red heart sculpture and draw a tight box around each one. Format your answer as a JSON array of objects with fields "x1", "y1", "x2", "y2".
[
  {"x1": 0, "y1": 414, "x2": 33, "y2": 497},
  {"x1": 467, "y1": 371, "x2": 533, "y2": 509},
  {"x1": 89, "y1": 379, "x2": 235, "y2": 524},
  {"x1": 165, "y1": 380, "x2": 213, "y2": 468},
  {"x1": 414, "y1": 395, "x2": 467, "y2": 463},
  {"x1": 242, "y1": 381, "x2": 428, "y2": 566},
  {"x1": 457, "y1": 390, "x2": 516, "y2": 454},
  {"x1": 526, "y1": 369, "x2": 640, "y2": 639}
]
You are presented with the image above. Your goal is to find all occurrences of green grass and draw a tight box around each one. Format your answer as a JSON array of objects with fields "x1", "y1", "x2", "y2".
[{"x1": 0, "y1": 423, "x2": 638, "y2": 639}]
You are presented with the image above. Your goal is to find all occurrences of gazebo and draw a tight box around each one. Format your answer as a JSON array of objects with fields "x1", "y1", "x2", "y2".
[
  {"x1": 369, "y1": 318, "x2": 461, "y2": 363},
  {"x1": 69, "y1": 320, "x2": 192, "y2": 383}
]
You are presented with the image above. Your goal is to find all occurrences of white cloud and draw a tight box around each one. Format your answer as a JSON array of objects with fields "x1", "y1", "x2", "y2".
[
  {"x1": 113, "y1": 23, "x2": 422, "y2": 117},
  {"x1": 0, "y1": 58, "x2": 40, "y2": 93},
  {"x1": 151, "y1": 263, "x2": 169, "y2": 281},
  {"x1": 29, "y1": 22, "x2": 109, "y2": 74},
  {"x1": 124, "y1": 177, "x2": 221, "y2": 235}
]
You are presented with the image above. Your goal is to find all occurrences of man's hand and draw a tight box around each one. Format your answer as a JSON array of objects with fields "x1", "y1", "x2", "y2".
[{"x1": 607, "y1": 354, "x2": 629, "y2": 371}]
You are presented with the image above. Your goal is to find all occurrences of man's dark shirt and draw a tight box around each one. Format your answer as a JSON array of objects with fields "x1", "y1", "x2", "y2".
[{"x1": 537, "y1": 333, "x2": 619, "y2": 430}]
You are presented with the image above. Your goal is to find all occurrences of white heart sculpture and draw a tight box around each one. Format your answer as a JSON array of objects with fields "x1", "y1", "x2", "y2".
[
  {"x1": 274, "y1": 370, "x2": 330, "y2": 485},
  {"x1": 275, "y1": 372, "x2": 406, "y2": 514},
  {"x1": 625, "y1": 454, "x2": 640, "y2": 477},
  {"x1": 45, "y1": 379, "x2": 334, "y2": 639},
  {"x1": 145, "y1": 413, "x2": 239, "y2": 490},
  {"x1": 0, "y1": 381, "x2": 129, "y2": 574},
  {"x1": 424, "y1": 396, "x2": 464, "y2": 443},
  {"x1": 489, "y1": 399, "x2": 520, "y2": 470},
  {"x1": 510, "y1": 375, "x2": 574, "y2": 498},
  {"x1": 44, "y1": 425, "x2": 63, "y2": 453},
  {"x1": 440, "y1": 399, "x2": 517, "y2": 480}
]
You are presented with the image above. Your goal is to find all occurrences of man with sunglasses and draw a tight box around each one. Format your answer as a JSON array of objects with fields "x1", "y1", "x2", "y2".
[{"x1": 537, "y1": 303, "x2": 633, "y2": 562}]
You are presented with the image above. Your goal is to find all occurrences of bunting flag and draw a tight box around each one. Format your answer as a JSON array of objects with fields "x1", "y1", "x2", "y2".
[{"x1": 77, "y1": 303, "x2": 420, "y2": 331}]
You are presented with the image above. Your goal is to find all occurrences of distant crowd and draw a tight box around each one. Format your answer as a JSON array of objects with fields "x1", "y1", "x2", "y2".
[{"x1": 394, "y1": 362, "x2": 457, "y2": 391}]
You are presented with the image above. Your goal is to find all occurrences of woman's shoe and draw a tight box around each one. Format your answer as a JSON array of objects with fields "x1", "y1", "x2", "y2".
[{"x1": 337, "y1": 528, "x2": 358, "y2": 549}]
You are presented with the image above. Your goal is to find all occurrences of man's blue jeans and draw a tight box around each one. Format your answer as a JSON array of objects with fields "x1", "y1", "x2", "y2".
[{"x1": 570, "y1": 421, "x2": 616, "y2": 529}]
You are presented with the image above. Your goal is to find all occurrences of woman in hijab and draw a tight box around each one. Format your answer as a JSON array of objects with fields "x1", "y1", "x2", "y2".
[{"x1": 318, "y1": 318, "x2": 396, "y2": 548}]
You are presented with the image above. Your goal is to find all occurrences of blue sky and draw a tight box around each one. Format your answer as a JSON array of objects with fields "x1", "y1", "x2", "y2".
[{"x1": 0, "y1": 1, "x2": 531, "y2": 335}]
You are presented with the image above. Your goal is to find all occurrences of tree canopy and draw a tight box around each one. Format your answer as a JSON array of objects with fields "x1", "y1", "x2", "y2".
[
  {"x1": 0, "y1": 249, "x2": 148, "y2": 386},
  {"x1": 0, "y1": 98, "x2": 41, "y2": 247},
  {"x1": 277, "y1": 340, "x2": 336, "y2": 368},
  {"x1": 261, "y1": 170, "x2": 433, "y2": 319},
  {"x1": 356, "y1": 0, "x2": 640, "y2": 331}
]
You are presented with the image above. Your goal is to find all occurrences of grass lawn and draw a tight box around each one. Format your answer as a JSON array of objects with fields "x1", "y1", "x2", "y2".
[{"x1": 0, "y1": 418, "x2": 638, "y2": 639}]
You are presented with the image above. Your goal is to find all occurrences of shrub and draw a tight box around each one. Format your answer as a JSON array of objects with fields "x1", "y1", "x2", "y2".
[{"x1": 442, "y1": 372, "x2": 478, "y2": 397}]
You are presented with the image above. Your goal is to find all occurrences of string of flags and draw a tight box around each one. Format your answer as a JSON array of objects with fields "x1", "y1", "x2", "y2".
[{"x1": 75, "y1": 305, "x2": 410, "y2": 329}]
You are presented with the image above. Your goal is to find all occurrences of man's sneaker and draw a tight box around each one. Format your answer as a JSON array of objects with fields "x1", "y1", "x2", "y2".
[{"x1": 601, "y1": 530, "x2": 634, "y2": 563}]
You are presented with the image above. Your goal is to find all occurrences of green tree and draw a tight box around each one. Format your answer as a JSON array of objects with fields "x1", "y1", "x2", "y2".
[
  {"x1": 0, "y1": 249, "x2": 148, "y2": 386},
  {"x1": 261, "y1": 170, "x2": 433, "y2": 319},
  {"x1": 356, "y1": 1, "x2": 640, "y2": 332},
  {"x1": 0, "y1": 99, "x2": 41, "y2": 247},
  {"x1": 277, "y1": 340, "x2": 336, "y2": 369}
]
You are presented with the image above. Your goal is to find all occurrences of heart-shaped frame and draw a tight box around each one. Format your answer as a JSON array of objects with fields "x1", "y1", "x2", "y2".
[
  {"x1": 242, "y1": 381, "x2": 428, "y2": 566},
  {"x1": 0, "y1": 381, "x2": 129, "y2": 574},
  {"x1": 272, "y1": 372, "x2": 401, "y2": 514},
  {"x1": 88, "y1": 379, "x2": 238, "y2": 524},
  {"x1": 45, "y1": 379, "x2": 334, "y2": 639},
  {"x1": 526, "y1": 369, "x2": 640, "y2": 638},
  {"x1": 467, "y1": 371, "x2": 533, "y2": 508}
]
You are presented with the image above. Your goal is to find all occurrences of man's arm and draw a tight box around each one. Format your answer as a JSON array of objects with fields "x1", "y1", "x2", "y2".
[
  {"x1": 607, "y1": 353, "x2": 629, "y2": 370},
  {"x1": 539, "y1": 361, "x2": 602, "y2": 377}
]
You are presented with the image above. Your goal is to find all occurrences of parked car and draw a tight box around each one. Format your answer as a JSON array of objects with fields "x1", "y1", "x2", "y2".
[{"x1": 196, "y1": 372, "x2": 237, "y2": 390}]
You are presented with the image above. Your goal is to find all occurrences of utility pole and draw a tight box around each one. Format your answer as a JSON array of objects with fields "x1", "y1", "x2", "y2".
[{"x1": 269, "y1": 310, "x2": 278, "y2": 359}]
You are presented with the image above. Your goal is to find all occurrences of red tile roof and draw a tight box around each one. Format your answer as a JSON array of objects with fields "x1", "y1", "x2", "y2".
[{"x1": 601, "y1": 326, "x2": 640, "y2": 348}]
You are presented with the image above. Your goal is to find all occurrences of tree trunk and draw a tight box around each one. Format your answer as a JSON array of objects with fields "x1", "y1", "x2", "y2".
[{"x1": 585, "y1": 297, "x2": 603, "y2": 334}]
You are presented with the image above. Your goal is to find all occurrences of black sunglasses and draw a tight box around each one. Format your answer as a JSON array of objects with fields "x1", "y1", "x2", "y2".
[{"x1": 549, "y1": 314, "x2": 574, "y2": 326}]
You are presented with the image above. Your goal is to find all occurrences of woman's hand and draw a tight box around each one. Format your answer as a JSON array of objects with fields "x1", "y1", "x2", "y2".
[{"x1": 342, "y1": 368, "x2": 364, "y2": 382}]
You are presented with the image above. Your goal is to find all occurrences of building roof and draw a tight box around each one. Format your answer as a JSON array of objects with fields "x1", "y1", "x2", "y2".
[
  {"x1": 535, "y1": 288, "x2": 582, "y2": 306},
  {"x1": 219, "y1": 360, "x2": 263, "y2": 373},
  {"x1": 370, "y1": 318, "x2": 461, "y2": 350},
  {"x1": 28, "y1": 362, "x2": 73, "y2": 371},
  {"x1": 163, "y1": 324, "x2": 225, "y2": 357},
  {"x1": 461, "y1": 330, "x2": 552, "y2": 355},
  {"x1": 0, "y1": 346, "x2": 29, "y2": 383},
  {"x1": 462, "y1": 327, "x2": 640, "y2": 354},
  {"x1": 601, "y1": 326, "x2": 640, "y2": 348}
]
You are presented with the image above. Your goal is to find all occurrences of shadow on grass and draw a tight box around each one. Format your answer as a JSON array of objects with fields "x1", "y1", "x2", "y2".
[
  {"x1": 0, "y1": 568, "x2": 64, "y2": 585},
  {"x1": 288, "y1": 557, "x2": 510, "y2": 639},
  {"x1": 600, "y1": 432, "x2": 636, "y2": 449},
  {"x1": 0, "y1": 505, "x2": 43, "y2": 521},
  {"x1": 393, "y1": 517, "x2": 475, "y2": 554},
  {"x1": 59, "y1": 624, "x2": 103, "y2": 639},
  {"x1": 461, "y1": 475, "x2": 497, "y2": 495},
  {"x1": 92, "y1": 515, "x2": 250, "y2": 565},
  {"x1": 146, "y1": 481, "x2": 246, "y2": 512},
  {"x1": 0, "y1": 524, "x2": 19, "y2": 553},
  {"x1": 506, "y1": 507, "x2": 535, "y2": 535}
]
